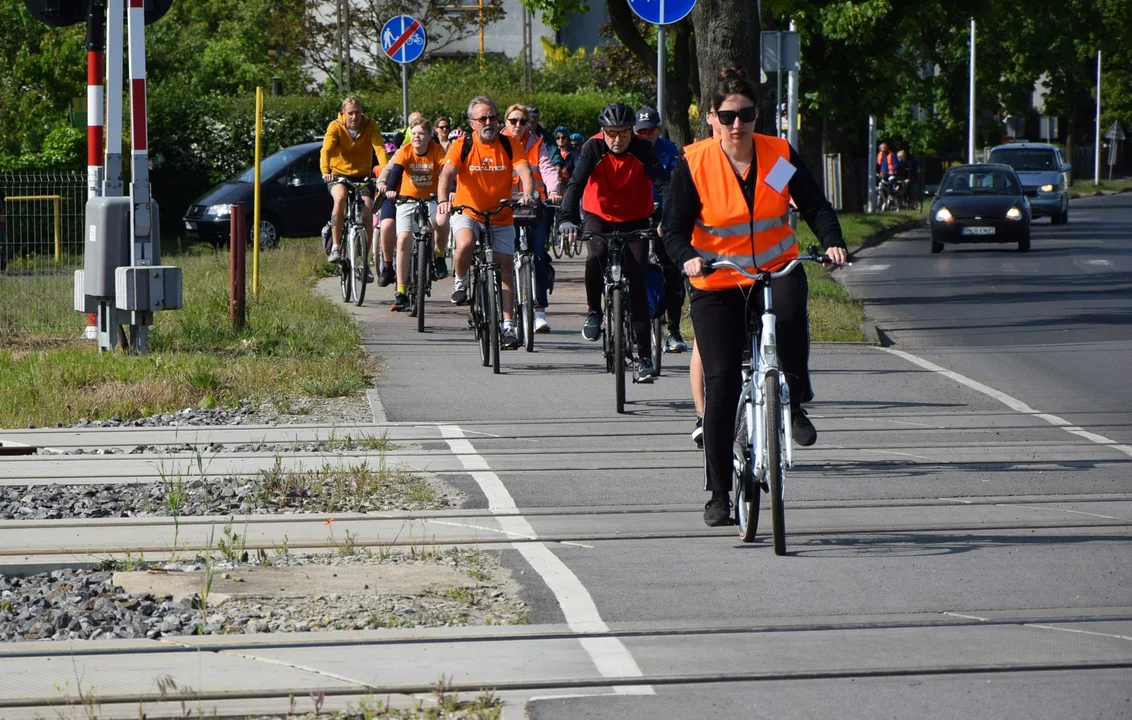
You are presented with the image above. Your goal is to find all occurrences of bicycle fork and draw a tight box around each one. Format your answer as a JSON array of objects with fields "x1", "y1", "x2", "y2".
[{"x1": 753, "y1": 309, "x2": 795, "y2": 484}]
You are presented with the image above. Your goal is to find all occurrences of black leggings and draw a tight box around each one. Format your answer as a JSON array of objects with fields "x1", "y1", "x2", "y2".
[
  {"x1": 584, "y1": 216, "x2": 651, "y2": 357},
  {"x1": 690, "y1": 266, "x2": 811, "y2": 493},
  {"x1": 652, "y1": 238, "x2": 687, "y2": 336}
]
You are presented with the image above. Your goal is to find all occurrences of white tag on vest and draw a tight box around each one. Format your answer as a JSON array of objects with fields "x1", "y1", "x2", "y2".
[{"x1": 764, "y1": 156, "x2": 796, "y2": 194}]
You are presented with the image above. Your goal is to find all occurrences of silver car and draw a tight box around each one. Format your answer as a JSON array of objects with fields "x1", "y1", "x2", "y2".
[{"x1": 987, "y1": 142, "x2": 1070, "y2": 224}]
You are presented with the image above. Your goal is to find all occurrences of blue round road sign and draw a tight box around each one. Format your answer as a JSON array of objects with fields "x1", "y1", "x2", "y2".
[
  {"x1": 627, "y1": 0, "x2": 696, "y2": 25},
  {"x1": 381, "y1": 15, "x2": 427, "y2": 64}
]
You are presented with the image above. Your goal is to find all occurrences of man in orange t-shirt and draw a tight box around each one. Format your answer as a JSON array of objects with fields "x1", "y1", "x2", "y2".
[{"x1": 437, "y1": 95, "x2": 536, "y2": 350}]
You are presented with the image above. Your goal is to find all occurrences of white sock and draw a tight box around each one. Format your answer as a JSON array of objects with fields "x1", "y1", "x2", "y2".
[
  {"x1": 502, "y1": 320, "x2": 513, "y2": 330},
  {"x1": 535, "y1": 311, "x2": 546, "y2": 320}
]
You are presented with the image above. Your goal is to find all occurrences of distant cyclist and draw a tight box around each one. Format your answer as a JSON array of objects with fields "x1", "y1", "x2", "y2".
[
  {"x1": 553, "y1": 125, "x2": 577, "y2": 181},
  {"x1": 437, "y1": 96, "x2": 538, "y2": 351},
  {"x1": 526, "y1": 105, "x2": 565, "y2": 174},
  {"x1": 320, "y1": 96, "x2": 390, "y2": 265},
  {"x1": 559, "y1": 102, "x2": 671, "y2": 383},
  {"x1": 381, "y1": 117, "x2": 449, "y2": 312},
  {"x1": 502, "y1": 104, "x2": 562, "y2": 333},
  {"x1": 634, "y1": 106, "x2": 688, "y2": 354}
]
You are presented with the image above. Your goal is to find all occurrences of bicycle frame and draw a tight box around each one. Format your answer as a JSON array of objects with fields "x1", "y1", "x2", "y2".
[{"x1": 745, "y1": 284, "x2": 795, "y2": 482}]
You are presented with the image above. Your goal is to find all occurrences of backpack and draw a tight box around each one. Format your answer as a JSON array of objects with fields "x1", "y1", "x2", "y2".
[{"x1": 459, "y1": 134, "x2": 514, "y2": 165}]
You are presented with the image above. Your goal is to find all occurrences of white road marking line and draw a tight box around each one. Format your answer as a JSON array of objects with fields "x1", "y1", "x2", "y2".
[
  {"x1": 880, "y1": 347, "x2": 1132, "y2": 460},
  {"x1": 560, "y1": 541, "x2": 596, "y2": 549},
  {"x1": 439, "y1": 425, "x2": 652, "y2": 694},
  {"x1": 1024, "y1": 624, "x2": 1132, "y2": 642},
  {"x1": 996, "y1": 503, "x2": 1127, "y2": 521},
  {"x1": 939, "y1": 498, "x2": 975, "y2": 504},
  {"x1": 1079, "y1": 259, "x2": 1111, "y2": 267},
  {"x1": 943, "y1": 611, "x2": 989, "y2": 621}
]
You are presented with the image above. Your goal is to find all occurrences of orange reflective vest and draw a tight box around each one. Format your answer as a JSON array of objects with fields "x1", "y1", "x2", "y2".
[
  {"x1": 686, "y1": 133, "x2": 797, "y2": 291},
  {"x1": 510, "y1": 134, "x2": 548, "y2": 199}
]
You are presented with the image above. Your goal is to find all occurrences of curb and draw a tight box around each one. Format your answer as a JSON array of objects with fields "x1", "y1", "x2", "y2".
[
  {"x1": 1068, "y1": 186, "x2": 1132, "y2": 199},
  {"x1": 853, "y1": 218, "x2": 926, "y2": 254}
]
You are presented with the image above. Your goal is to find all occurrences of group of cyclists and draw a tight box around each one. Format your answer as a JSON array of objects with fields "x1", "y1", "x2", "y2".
[
  {"x1": 319, "y1": 64, "x2": 848, "y2": 527},
  {"x1": 876, "y1": 140, "x2": 921, "y2": 211}
]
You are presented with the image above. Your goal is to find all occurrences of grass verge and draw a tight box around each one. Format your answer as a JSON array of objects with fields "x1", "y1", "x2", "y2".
[
  {"x1": 0, "y1": 239, "x2": 372, "y2": 428},
  {"x1": 680, "y1": 210, "x2": 925, "y2": 343},
  {"x1": 1068, "y1": 176, "x2": 1132, "y2": 198}
]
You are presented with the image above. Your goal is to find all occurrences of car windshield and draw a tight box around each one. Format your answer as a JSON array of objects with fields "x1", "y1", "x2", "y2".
[
  {"x1": 987, "y1": 149, "x2": 1057, "y2": 172},
  {"x1": 234, "y1": 148, "x2": 307, "y2": 183},
  {"x1": 941, "y1": 170, "x2": 1019, "y2": 195}
]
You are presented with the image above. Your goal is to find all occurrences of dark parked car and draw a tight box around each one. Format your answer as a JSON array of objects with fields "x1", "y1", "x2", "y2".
[
  {"x1": 183, "y1": 142, "x2": 330, "y2": 247},
  {"x1": 987, "y1": 142, "x2": 1070, "y2": 224},
  {"x1": 928, "y1": 164, "x2": 1034, "y2": 253}
]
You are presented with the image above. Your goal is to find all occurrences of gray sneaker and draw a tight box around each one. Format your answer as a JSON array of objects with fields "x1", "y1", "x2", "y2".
[
  {"x1": 327, "y1": 246, "x2": 343, "y2": 264},
  {"x1": 501, "y1": 326, "x2": 520, "y2": 350},
  {"x1": 635, "y1": 357, "x2": 657, "y2": 383}
]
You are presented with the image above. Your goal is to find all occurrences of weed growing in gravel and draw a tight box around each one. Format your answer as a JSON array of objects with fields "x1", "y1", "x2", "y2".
[
  {"x1": 216, "y1": 515, "x2": 250, "y2": 563},
  {"x1": 254, "y1": 456, "x2": 438, "y2": 512}
]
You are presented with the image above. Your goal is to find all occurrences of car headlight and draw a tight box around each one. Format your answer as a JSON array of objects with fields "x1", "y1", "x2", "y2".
[
  {"x1": 1040, "y1": 184, "x2": 1055, "y2": 193},
  {"x1": 934, "y1": 207, "x2": 953, "y2": 223},
  {"x1": 1006, "y1": 206, "x2": 1022, "y2": 221},
  {"x1": 204, "y1": 204, "x2": 233, "y2": 218}
]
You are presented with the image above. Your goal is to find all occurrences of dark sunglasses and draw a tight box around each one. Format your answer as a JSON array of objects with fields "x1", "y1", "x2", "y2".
[
  {"x1": 471, "y1": 114, "x2": 499, "y2": 123},
  {"x1": 715, "y1": 106, "x2": 757, "y2": 126},
  {"x1": 507, "y1": 117, "x2": 529, "y2": 126},
  {"x1": 555, "y1": 135, "x2": 568, "y2": 141},
  {"x1": 636, "y1": 127, "x2": 659, "y2": 136},
  {"x1": 436, "y1": 124, "x2": 450, "y2": 130}
]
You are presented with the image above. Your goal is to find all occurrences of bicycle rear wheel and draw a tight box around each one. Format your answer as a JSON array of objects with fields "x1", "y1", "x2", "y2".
[
  {"x1": 487, "y1": 265, "x2": 501, "y2": 374},
  {"x1": 612, "y1": 287, "x2": 626, "y2": 414},
  {"x1": 550, "y1": 226, "x2": 564, "y2": 259},
  {"x1": 764, "y1": 372, "x2": 786, "y2": 555},
  {"x1": 519, "y1": 258, "x2": 535, "y2": 352},
  {"x1": 415, "y1": 239, "x2": 429, "y2": 332},
  {"x1": 733, "y1": 389, "x2": 759, "y2": 542},
  {"x1": 349, "y1": 227, "x2": 367, "y2": 307}
]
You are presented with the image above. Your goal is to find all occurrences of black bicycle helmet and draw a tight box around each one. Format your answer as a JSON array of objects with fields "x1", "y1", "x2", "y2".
[{"x1": 597, "y1": 102, "x2": 636, "y2": 128}]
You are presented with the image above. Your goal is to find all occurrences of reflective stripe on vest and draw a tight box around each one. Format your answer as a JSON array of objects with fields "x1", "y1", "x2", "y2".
[
  {"x1": 696, "y1": 233, "x2": 797, "y2": 269},
  {"x1": 685, "y1": 134, "x2": 798, "y2": 291},
  {"x1": 695, "y1": 212, "x2": 790, "y2": 239}
]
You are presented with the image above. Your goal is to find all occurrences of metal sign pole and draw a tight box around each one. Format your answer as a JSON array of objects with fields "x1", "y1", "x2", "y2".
[
  {"x1": 1095, "y1": 51, "x2": 1101, "y2": 186},
  {"x1": 657, "y1": 24, "x2": 666, "y2": 131},
  {"x1": 776, "y1": 31, "x2": 783, "y2": 138},
  {"x1": 968, "y1": 19, "x2": 976, "y2": 164},
  {"x1": 786, "y1": 20, "x2": 798, "y2": 149},
  {"x1": 867, "y1": 115, "x2": 877, "y2": 213},
  {"x1": 402, "y1": 63, "x2": 409, "y2": 128}
]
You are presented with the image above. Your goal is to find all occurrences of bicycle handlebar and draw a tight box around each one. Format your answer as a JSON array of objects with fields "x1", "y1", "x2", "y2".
[
  {"x1": 579, "y1": 228, "x2": 657, "y2": 243},
  {"x1": 393, "y1": 194, "x2": 438, "y2": 205},
  {"x1": 449, "y1": 199, "x2": 534, "y2": 220},
  {"x1": 331, "y1": 176, "x2": 374, "y2": 189},
  {"x1": 702, "y1": 246, "x2": 850, "y2": 280}
]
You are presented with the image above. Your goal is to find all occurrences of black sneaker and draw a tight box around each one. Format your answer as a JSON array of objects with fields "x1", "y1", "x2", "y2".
[
  {"x1": 378, "y1": 265, "x2": 396, "y2": 287},
  {"x1": 547, "y1": 263, "x2": 556, "y2": 295},
  {"x1": 665, "y1": 332, "x2": 688, "y2": 353},
  {"x1": 581, "y1": 311, "x2": 601, "y2": 342},
  {"x1": 451, "y1": 278, "x2": 469, "y2": 305},
  {"x1": 792, "y1": 406, "x2": 817, "y2": 447},
  {"x1": 390, "y1": 292, "x2": 409, "y2": 312},
  {"x1": 433, "y1": 257, "x2": 449, "y2": 280},
  {"x1": 691, "y1": 417, "x2": 703, "y2": 449},
  {"x1": 365, "y1": 266, "x2": 375, "y2": 284},
  {"x1": 635, "y1": 357, "x2": 656, "y2": 383},
  {"x1": 703, "y1": 493, "x2": 732, "y2": 527}
]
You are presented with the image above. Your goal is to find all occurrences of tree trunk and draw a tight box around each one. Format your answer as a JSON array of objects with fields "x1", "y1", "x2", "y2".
[
  {"x1": 690, "y1": 0, "x2": 760, "y2": 137},
  {"x1": 606, "y1": 0, "x2": 693, "y2": 145}
]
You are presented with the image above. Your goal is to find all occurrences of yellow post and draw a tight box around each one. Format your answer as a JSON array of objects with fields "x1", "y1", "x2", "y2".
[
  {"x1": 479, "y1": 0, "x2": 485, "y2": 59},
  {"x1": 54, "y1": 196, "x2": 62, "y2": 261},
  {"x1": 253, "y1": 86, "x2": 264, "y2": 298}
]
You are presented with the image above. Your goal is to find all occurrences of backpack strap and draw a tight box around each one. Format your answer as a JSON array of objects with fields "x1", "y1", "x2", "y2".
[{"x1": 459, "y1": 134, "x2": 513, "y2": 164}]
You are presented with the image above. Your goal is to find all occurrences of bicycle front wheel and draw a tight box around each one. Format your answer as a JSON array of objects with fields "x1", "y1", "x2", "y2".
[
  {"x1": 350, "y1": 227, "x2": 367, "y2": 307},
  {"x1": 550, "y1": 226, "x2": 564, "y2": 259},
  {"x1": 764, "y1": 372, "x2": 786, "y2": 555},
  {"x1": 734, "y1": 389, "x2": 759, "y2": 542},
  {"x1": 519, "y1": 259, "x2": 534, "y2": 352},
  {"x1": 473, "y1": 268, "x2": 490, "y2": 367},
  {"x1": 415, "y1": 239, "x2": 429, "y2": 332},
  {"x1": 487, "y1": 266, "x2": 501, "y2": 374},
  {"x1": 612, "y1": 287, "x2": 626, "y2": 414},
  {"x1": 650, "y1": 316, "x2": 663, "y2": 377}
]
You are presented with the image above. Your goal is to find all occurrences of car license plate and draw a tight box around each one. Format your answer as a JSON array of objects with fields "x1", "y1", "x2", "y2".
[
  {"x1": 962, "y1": 226, "x2": 995, "y2": 235},
  {"x1": 185, "y1": 221, "x2": 197, "y2": 230}
]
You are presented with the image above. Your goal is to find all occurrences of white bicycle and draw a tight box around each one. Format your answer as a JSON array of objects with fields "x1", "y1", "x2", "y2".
[{"x1": 706, "y1": 248, "x2": 845, "y2": 554}]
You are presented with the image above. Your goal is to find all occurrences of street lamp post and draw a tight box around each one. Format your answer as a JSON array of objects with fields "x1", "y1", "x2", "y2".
[{"x1": 968, "y1": 18, "x2": 976, "y2": 164}]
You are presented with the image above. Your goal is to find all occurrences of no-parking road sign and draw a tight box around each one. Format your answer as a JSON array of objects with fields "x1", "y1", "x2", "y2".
[{"x1": 381, "y1": 15, "x2": 426, "y2": 65}]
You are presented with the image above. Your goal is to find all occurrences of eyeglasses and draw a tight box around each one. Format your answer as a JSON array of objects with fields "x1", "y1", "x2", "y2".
[
  {"x1": 603, "y1": 128, "x2": 632, "y2": 139},
  {"x1": 471, "y1": 114, "x2": 499, "y2": 124},
  {"x1": 507, "y1": 117, "x2": 529, "y2": 126},
  {"x1": 714, "y1": 106, "x2": 757, "y2": 126}
]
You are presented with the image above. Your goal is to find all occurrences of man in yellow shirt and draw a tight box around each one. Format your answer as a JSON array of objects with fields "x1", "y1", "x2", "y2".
[{"x1": 320, "y1": 96, "x2": 390, "y2": 265}]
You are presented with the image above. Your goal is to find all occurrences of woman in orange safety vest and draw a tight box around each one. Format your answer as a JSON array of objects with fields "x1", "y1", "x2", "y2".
[{"x1": 663, "y1": 65, "x2": 848, "y2": 528}]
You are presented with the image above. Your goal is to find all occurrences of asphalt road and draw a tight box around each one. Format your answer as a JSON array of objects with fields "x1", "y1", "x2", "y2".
[
  {"x1": 840, "y1": 193, "x2": 1132, "y2": 445},
  {"x1": 335, "y1": 201, "x2": 1132, "y2": 720}
]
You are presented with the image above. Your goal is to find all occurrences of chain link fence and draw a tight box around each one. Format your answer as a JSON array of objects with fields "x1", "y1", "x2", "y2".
[{"x1": 0, "y1": 171, "x2": 88, "y2": 341}]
